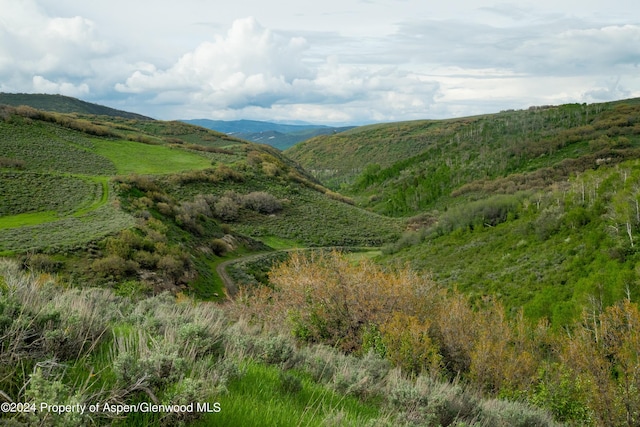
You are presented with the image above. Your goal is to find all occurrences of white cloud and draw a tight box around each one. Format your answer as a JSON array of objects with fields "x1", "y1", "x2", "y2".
[
  {"x1": 514, "y1": 24, "x2": 640, "y2": 75},
  {"x1": 0, "y1": 0, "x2": 111, "y2": 94},
  {"x1": 116, "y1": 17, "x2": 309, "y2": 103},
  {"x1": 2, "y1": 1, "x2": 640, "y2": 123},
  {"x1": 32, "y1": 75, "x2": 89, "y2": 97},
  {"x1": 115, "y1": 17, "x2": 441, "y2": 122}
]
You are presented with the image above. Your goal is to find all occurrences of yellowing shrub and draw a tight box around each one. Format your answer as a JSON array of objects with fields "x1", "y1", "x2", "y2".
[{"x1": 266, "y1": 250, "x2": 436, "y2": 353}]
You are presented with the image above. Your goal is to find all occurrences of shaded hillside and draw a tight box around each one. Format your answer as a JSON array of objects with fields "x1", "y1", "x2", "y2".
[
  {"x1": 0, "y1": 92, "x2": 152, "y2": 120},
  {"x1": 285, "y1": 119, "x2": 443, "y2": 185}
]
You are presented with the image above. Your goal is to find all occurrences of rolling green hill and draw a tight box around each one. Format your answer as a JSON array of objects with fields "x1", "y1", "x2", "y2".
[
  {"x1": 0, "y1": 92, "x2": 153, "y2": 120},
  {"x1": 0, "y1": 103, "x2": 402, "y2": 288},
  {"x1": 285, "y1": 98, "x2": 640, "y2": 327},
  {"x1": 287, "y1": 99, "x2": 640, "y2": 214},
  {"x1": 183, "y1": 119, "x2": 354, "y2": 150}
]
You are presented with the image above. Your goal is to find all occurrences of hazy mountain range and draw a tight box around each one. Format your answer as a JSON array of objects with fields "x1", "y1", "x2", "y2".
[{"x1": 182, "y1": 119, "x2": 355, "y2": 150}]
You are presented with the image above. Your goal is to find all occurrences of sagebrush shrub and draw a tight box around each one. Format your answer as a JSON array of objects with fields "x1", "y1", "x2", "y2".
[
  {"x1": 242, "y1": 191, "x2": 282, "y2": 214},
  {"x1": 91, "y1": 255, "x2": 138, "y2": 279},
  {"x1": 214, "y1": 196, "x2": 239, "y2": 221}
]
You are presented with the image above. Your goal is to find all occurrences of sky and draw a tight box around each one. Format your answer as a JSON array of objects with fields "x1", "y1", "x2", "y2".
[{"x1": 1, "y1": 0, "x2": 639, "y2": 124}]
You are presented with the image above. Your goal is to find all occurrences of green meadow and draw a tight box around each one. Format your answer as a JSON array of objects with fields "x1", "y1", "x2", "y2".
[{"x1": 91, "y1": 139, "x2": 212, "y2": 175}]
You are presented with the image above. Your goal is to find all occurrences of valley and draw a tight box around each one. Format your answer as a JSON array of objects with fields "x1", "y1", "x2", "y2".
[{"x1": 2, "y1": 94, "x2": 640, "y2": 425}]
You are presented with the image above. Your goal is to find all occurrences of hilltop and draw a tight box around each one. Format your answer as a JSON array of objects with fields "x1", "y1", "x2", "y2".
[
  {"x1": 286, "y1": 99, "x2": 640, "y2": 208},
  {"x1": 0, "y1": 92, "x2": 153, "y2": 120}
]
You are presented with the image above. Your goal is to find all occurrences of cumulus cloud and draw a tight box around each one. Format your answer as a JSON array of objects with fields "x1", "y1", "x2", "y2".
[
  {"x1": 0, "y1": 0, "x2": 111, "y2": 96},
  {"x1": 116, "y1": 18, "x2": 308, "y2": 102},
  {"x1": 114, "y1": 14, "x2": 640, "y2": 122},
  {"x1": 115, "y1": 17, "x2": 440, "y2": 122}
]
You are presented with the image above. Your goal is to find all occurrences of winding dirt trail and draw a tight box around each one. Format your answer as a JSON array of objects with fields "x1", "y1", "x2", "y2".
[{"x1": 216, "y1": 250, "x2": 296, "y2": 298}]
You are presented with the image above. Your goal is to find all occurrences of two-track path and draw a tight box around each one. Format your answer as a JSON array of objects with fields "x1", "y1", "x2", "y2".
[{"x1": 216, "y1": 249, "x2": 298, "y2": 298}]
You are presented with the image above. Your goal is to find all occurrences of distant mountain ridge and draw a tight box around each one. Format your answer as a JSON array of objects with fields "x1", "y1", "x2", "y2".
[
  {"x1": 0, "y1": 93, "x2": 153, "y2": 120},
  {"x1": 182, "y1": 119, "x2": 354, "y2": 150}
]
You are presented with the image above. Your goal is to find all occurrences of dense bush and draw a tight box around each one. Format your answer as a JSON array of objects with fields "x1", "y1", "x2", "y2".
[
  {"x1": 214, "y1": 196, "x2": 240, "y2": 221},
  {"x1": 210, "y1": 238, "x2": 230, "y2": 256},
  {"x1": 242, "y1": 191, "x2": 283, "y2": 214},
  {"x1": 0, "y1": 157, "x2": 25, "y2": 169},
  {"x1": 436, "y1": 194, "x2": 522, "y2": 235},
  {"x1": 23, "y1": 253, "x2": 63, "y2": 273},
  {"x1": 262, "y1": 251, "x2": 434, "y2": 353},
  {"x1": 91, "y1": 255, "x2": 139, "y2": 279}
]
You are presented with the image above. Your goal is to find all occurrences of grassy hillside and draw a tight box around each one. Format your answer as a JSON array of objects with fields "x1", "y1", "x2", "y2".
[
  {"x1": 287, "y1": 99, "x2": 640, "y2": 212},
  {"x1": 285, "y1": 99, "x2": 640, "y2": 315},
  {"x1": 284, "y1": 98, "x2": 640, "y2": 330},
  {"x1": 285, "y1": 119, "x2": 444, "y2": 185},
  {"x1": 0, "y1": 92, "x2": 152, "y2": 120},
  {"x1": 0, "y1": 103, "x2": 401, "y2": 296},
  {"x1": 376, "y1": 157, "x2": 640, "y2": 326}
]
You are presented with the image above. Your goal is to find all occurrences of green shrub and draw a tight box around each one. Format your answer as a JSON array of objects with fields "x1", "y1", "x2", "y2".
[
  {"x1": 178, "y1": 322, "x2": 224, "y2": 358},
  {"x1": 91, "y1": 255, "x2": 138, "y2": 279},
  {"x1": 157, "y1": 254, "x2": 186, "y2": 280},
  {"x1": 133, "y1": 250, "x2": 160, "y2": 269},
  {"x1": 279, "y1": 371, "x2": 303, "y2": 394},
  {"x1": 534, "y1": 206, "x2": 563, "y2": 241},
  {"x1": 210, "y1": 238, "x2": 229, "y2": 256},
  {"x1": 258, "y1": 335, "x2": 296, "y2": 365},
  {"x1": 115, "y1": 280, "x2": 151, "y2": 298},
  {"x1": 437, "y1": 194, "x2": 521, "y2": 234},
  {"x1": 0, "y1": 157, "x2": 25, "y2": 169},
  {"x1": 24, "y1": 253, "x2": 62, "y2": 273},
  {"x1": 213, "y1": 164, "x2": 244, "y2": 182},
  {"x1": 528, "y1": 364, "x2": 594, "y2": 424}
]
